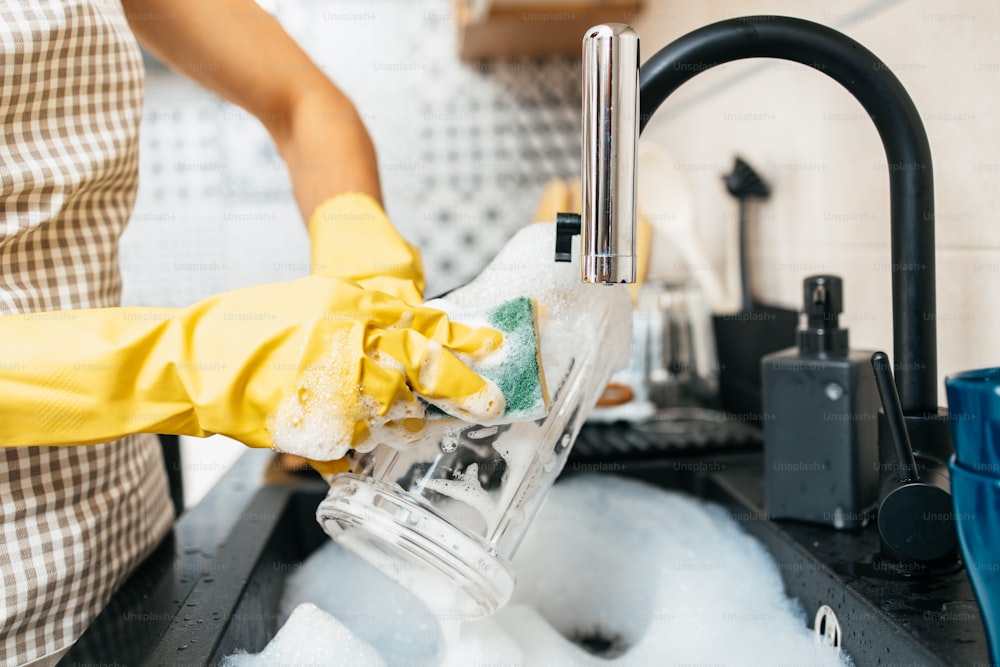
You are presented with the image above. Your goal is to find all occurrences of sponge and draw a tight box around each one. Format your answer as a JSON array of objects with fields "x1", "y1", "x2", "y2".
[{"x1": 424, "y1": 296, "x2": 549, "y2": 424}]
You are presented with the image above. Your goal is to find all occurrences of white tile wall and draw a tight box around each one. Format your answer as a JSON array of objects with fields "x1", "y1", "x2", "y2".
[{"x1": 634, "y1": 0, "x2": 1000, "y2": 390}]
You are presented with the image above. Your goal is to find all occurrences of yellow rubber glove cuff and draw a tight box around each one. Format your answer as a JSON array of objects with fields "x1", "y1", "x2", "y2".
[{"x1": 309, "y1": 192, "x2": 425, "y2": 305}]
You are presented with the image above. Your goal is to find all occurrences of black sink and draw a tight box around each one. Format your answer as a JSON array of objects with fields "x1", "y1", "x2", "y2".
[
  {"x1": 65, "y1": 431, "x2": 992, "y2": 666},
  {"x1": 145, "y1": 484, "x2": 329, "y2": 663}
]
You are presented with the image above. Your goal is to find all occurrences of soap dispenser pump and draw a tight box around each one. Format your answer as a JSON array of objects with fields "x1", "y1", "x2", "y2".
[{"x1": 761, "y1": 275, "x2": 880, "y2": 529}]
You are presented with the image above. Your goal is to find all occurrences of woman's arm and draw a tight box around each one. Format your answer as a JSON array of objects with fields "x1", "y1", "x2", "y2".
[{"x1": 122, "y1": 0, "x2": 382, "y2": 217}]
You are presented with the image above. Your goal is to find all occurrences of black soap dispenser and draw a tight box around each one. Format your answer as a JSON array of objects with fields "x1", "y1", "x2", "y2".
[{"x1": 761, "y1": 275, "x2": 880, "y2": 529}]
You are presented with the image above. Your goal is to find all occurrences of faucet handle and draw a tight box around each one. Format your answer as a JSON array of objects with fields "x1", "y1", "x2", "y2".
[
  {"x1": 871, "y1": 351, "x2": 958, "y2": 569},
  {"x1": 554, "y1": 213, "x2": 581, "y2": 263},
  {"x1": 871, "y1": 351, "x2": 919, "y2": 483}
]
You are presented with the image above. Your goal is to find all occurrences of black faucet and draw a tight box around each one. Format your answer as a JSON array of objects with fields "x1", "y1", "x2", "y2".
[
  {"x1": 637, "y1": 16, "x2": 938, "y2": 411},
  {"x1": 568, "y1": 16, "x2": 956, "y2": 569}
]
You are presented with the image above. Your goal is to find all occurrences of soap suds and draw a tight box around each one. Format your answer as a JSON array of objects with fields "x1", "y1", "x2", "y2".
[
  {"x1": 268, "y1": 329, "x2": 360, "y2": 461},
  {"x1": 269, "y1": 224, "x2": 630, "y2": 475},
  {"x1": 233, "y1": 474, "x2": 852, "y2": 667},
  {"x1": 219, "y1": 602, "x2": 387, "y2": 667},
  {"x1": 268, "y1": 316, "x2": 511, "y2": 461},
  {"x1": 268, "y1": 326, "x2": 433, "y2": 461},
  {"x1": 277, "y1": 536, "x2": 443, "y2": 667},
  {"x1": 423, "y1": 462, "x2": 496, "y2": 524},
  {"x1": 390, "y1": 223, "x2": 633, "y2": 546}
]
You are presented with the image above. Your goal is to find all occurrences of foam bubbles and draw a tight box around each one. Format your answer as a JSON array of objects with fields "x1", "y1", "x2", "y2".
[
  {"x1": 278, "y1": 541, "x2": 441, "y2": 666},
  {"x1": 267, "y1": 223, "x2": 628, "y2": 468},
  {"x1": 505, "y1": 475, "x2": 848, "y2": 667},
  {"x1": 268, "y1": 330, "x2": 431, "y2": 461},
  {"x1": 443, "y1": 224, "x2": 632, "y2": 385},
  {"x1": 423, "y1": 462, "x2": 496, "y2": 523},
  {"x1": 219, "y1": 602, "x2": 387, "y2": 667},
  {"x1": 235, "y1": 474, "x2": 851, "y2": 667},
  {"x1": 269, "y1": 330, "x2": 357, "y2": 461}
]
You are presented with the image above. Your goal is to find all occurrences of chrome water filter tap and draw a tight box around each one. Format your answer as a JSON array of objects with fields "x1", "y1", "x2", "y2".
[{"x1": 581, "y1": 24, "x2": 639, "y2": 285}]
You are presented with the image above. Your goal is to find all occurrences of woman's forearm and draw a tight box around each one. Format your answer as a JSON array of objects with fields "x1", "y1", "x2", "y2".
[
  {"x1": 123, "y1": 0, "x2": 383, "y2": 221},
  {"x1": 272, "y1": 84, "x2": 383, "y2": 220}
]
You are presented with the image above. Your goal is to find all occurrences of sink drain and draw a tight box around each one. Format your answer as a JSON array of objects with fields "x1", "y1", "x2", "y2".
[
  {"x1": 814, "y1": 604, "x2": 842, "y2": 649},
  {"x1": 569, "y1": 628, "x2": 630, "y2": 659}
]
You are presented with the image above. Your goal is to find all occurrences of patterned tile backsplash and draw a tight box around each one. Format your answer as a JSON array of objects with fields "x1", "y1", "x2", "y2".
[{"x1": 120, "y1": 0, "x2": 581, "y2": 306}]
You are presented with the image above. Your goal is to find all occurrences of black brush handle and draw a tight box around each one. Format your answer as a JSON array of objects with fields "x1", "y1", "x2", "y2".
[{"x1": 738, "y1": 198, "x2": 752, "y2": 312}]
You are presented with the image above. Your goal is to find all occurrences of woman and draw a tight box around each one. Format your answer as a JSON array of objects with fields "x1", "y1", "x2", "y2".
[{"x1": 0, "y1": 1, "x2": 500, "y2": 664}]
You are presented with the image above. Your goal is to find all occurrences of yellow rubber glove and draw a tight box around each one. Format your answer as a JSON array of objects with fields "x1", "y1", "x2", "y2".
[
  {"x1": 303, "y1": 192, "x2": 426, "y2": 475},
  {"x1": 309, "y1": 193, "x2": 425, "y2": 304},
  {"x1": 0, "y1": 275, "x2": 504, "y2": 461}
]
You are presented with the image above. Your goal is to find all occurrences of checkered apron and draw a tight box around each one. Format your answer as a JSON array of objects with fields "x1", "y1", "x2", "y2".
[{"x1": 1, "y1": 2, "x2": 174, "y2": 664}]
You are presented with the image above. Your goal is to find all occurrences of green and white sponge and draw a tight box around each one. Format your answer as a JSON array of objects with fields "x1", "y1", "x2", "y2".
[{"x1": 424, "y1": 295, "x2": 549, "y2": 424}]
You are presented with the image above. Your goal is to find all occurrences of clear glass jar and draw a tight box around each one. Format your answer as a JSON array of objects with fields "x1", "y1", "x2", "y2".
[{"x1": 316, "y1": 223, "x2": 632, "y2": 619}]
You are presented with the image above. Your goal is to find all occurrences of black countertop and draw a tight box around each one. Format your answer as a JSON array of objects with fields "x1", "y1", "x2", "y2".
[{"x1": 705, "y1": 462, "x2": 991, "y2": 667}]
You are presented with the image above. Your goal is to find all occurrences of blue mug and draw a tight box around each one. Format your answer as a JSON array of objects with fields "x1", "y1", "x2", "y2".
[
  {"x1": 947, "y1": 368, "x2": 1000, "y2": 664},
  {"x1": 948, "y1": 459, "x2": 1000, "y2": 665},
  {"x1": 945, "y1": 367, "x2": 1000, "y2": 472}
]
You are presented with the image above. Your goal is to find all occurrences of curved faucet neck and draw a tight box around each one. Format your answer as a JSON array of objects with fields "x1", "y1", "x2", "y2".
[{"x1": 637, "y1": 15, "x2": 937, "y2": 413}]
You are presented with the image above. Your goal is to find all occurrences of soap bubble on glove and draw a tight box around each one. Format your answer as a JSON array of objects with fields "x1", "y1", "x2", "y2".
[{"x1": 268, "y1": 325, "x2": 507, "y2": 462}]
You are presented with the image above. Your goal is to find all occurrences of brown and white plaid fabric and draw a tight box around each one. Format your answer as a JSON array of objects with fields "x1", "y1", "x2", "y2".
[{"x1": 1, "y1": 2, "x2": 174, "y2": 664}]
